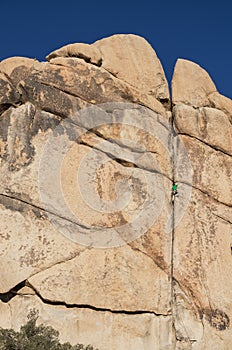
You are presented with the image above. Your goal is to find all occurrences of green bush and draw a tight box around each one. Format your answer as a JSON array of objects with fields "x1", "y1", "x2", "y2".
[{"x1": 0, "y1": 309, "x2": 98, "y2": 350}]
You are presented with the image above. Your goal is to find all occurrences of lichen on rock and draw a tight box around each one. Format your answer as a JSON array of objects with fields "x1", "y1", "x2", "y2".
[{"x1": 0, "y1": 34, "x2": 231, "y2": 350}]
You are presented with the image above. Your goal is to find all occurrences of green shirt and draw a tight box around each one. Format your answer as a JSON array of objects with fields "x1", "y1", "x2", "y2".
[{"x1": 172, "y1": 184, "x2": 177, "y2": 191}]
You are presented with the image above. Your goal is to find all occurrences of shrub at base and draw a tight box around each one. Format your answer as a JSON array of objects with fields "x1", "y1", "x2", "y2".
[{"x1": 0, "y1": 309, "x2": 98, "y2": 350}]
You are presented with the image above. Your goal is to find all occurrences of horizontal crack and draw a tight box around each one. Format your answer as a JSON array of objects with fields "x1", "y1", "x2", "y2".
[
  {"x1": 49, "y1": 57, "x2": 102, "y2": 68},
  {"x1": 26, "y1": 281, "x2": 171, "y2": 317},
  {"x1": 178, "y1": 181, "x2": 232, "y2": 208},
  {"x1": 175, "y1": 338, "x2": 198, "y2": 344},
  {"x1": 177, "y1": 132, "x2": 231, "y2": 157},
  {"x1": 172, "y1": 97, "x2": 217, "y2": 112}
]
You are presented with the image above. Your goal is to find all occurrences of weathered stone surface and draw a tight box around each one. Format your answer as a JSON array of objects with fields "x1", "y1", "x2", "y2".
[
  {"x1": 77, "y1": 103, "x2": 173, "y2": 178},
  {"x1": 0, "y1": 301, "x2": 11, "y2": 329},
  {"x1": 0, "y1": 105, "x2": 62, "y2": 200},
  {"x1": 172, "y1": 59, "x2": 217, "y2": 107},
  {"x1": 45, "y1": 34, "x2": 170, "y2": 113},
  {"x1": 0, "y1": 102, "x2": 171, "y2": 223},
  {"x1": 175, "y1": 135, "x2": 231, "y2": 205},
  {"x1": 208, "y1": 91, "x2": 232, "y2": 117},
  {"x1": 171, "y1": 57, "x2": 232, "y2": 119},
  {"x1": 173, "y1": 104, "x2": 232, "y2": 155},
  {"x1": 93, "y1": 34, "x2": 170, "y2": 103},
  {"x1": 0, "y1": 56, "x2": 38, "y2": 86},
  {"x1": 0, "y1": 194, "x2": 85, "y2": 293},
  {"x1": 0, "y1": 102, "x2": 173, "y2": 313},
  {"x1": 172, "y1": 57, "x2": 232, "y2": 349},
  {"x1": 0, "y1": 54, "x2": 173, "y2": 322},
  {"x1": 0, "y1": 72, "x2": 21, "y2": 113},
  {"x1": 0, "y1": 293, "x2": 174, "y2": 350},
  {"x1": 46, "y1": 42, "x2": 102, "y2": 66},
  {"x1": 28, "y1": 240, "x2": 171, "y2": 313},
  {"x1": 0, "y1": 35, "x2": 232, "y2": 349},
  {"x1": 39, "y1": 57, "x2": 166, "y2": 116},
  {"x1": 173, "y1": 187, "x2": 232, "y2": 349},
  {"x1": 0, "y1": 56, "x2": 164, "y2": 119}
]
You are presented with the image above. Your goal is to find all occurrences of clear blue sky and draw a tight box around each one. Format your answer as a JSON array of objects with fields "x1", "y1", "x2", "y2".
[{"x1": 1, "y1": 0, "x2": 231, "y2": 99}]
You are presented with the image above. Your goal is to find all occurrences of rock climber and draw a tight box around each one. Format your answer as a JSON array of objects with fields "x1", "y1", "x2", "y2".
[
  {"x1": 171, "y1": 183, "x2": 178, "y2": 203},
  {"x1": 172, "y1": 183, "x2": 178, "y2": 195}
]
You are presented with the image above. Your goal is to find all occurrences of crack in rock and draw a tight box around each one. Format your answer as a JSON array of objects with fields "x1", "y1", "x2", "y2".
[
  {"x1": 177, "y1": 132, "x2": 232, "y2": 157},
  {"x1": 177, "y1": 181, "x2": 232, "y2": 208},
  {"x1": 0, "y1": 193, "x2": 95, "y2": 230},
  {"x1": 2, "y1": 281, "x2": 171, "y2": 317}
]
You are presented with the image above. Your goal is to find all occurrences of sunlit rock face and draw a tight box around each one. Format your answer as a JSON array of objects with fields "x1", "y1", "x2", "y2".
[{"x1": 0, "y1": 34, "x2": 231, "y2": 350}]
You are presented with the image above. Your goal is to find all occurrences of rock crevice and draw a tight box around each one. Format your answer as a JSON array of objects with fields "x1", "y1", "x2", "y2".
[{"x1": 0, "y1": 34, "x2": 231, "y2": 350}]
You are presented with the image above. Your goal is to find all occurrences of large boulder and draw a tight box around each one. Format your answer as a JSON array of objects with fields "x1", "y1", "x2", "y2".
[
  {"x1": 172, "y1": 58, "x2": 232, "y2": 349},
  {"x1": 0, "y1": 34, "x2": 231, "y2": 350}
]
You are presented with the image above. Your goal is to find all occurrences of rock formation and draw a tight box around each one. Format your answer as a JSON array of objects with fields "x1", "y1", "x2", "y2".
[{"x1": 0, "y1": 34, "x2": 231, "y2": 349}]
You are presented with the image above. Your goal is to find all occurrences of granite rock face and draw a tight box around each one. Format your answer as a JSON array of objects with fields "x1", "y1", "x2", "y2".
[
  {"x1": 172, "y1": 59, "x2": 232, "y2": 349},
  {"x1": 0, "y1": 34, "x2": 231, "y2": 350}
]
